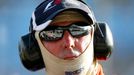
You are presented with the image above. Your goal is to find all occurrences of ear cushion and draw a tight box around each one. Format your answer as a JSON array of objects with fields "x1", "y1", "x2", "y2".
[
  {"x1": 94, "y1": 22, "x2": 114, "y2": 60},
  {"x1": 19, "y1": 33, "x2": 45, "y2": 71}
]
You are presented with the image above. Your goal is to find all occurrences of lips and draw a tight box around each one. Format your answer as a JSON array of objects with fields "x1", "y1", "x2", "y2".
[
  {"x1": 59, "y1": 49, "x2": 81, "y2": 60},
  {"x1": 64, "y1": 55, "x2": 78, "y2": 60},
  {"x1": 63, "y1": 51, "x2": 80, "y2": 60}
]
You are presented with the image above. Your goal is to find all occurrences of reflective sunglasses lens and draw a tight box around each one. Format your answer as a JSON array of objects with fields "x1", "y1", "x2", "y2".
[
  {"x1": 69, "y1": 25, "x2": 91, "y2": 37},
  {"x1": 40, "y1": 30, "x2": 63, "y2": 41}
]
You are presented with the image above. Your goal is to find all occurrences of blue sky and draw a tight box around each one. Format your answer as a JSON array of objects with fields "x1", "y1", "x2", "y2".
[{"x1": 0, "y1": 0, "x2": 134, "y2": 75}]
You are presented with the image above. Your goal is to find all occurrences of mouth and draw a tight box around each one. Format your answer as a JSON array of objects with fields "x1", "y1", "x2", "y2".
[
  {"x1": 63, "y1": 55, "x2": 78, "y2": 60},
  {"x1": 61, "y1": 49, "x2": 81, "y2": 60}
]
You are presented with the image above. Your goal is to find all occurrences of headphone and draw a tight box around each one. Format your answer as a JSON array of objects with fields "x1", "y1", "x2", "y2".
[{"x1": 19, "y1": 22, "x2": 114, "y2": 71}]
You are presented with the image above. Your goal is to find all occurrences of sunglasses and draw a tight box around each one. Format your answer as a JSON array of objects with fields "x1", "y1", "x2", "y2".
[{"x1": 39, "y1": 22, "x2": 92, "y2": 41}]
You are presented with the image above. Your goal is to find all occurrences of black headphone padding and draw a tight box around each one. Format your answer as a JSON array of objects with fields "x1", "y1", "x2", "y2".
[
  {"x1": 94, "y1": 22, "x2": 113, "y2": 60},
  {"x1": 19, "y1": 33, "x2": 45, "y2": 71}
]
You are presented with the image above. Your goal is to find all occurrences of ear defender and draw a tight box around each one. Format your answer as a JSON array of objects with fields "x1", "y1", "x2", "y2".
[
  {"x1": 94, "y1": 22, "x2": 114, "y2": 60},
  {"x1": 18, "y1": 22, "x2": 114, "y2": 71},
  {"x1": 19, "y1": 32, "x2": 45, "y2": 71}
]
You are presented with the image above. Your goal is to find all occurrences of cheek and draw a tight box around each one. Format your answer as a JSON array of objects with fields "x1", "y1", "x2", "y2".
[
  {"x1": 42, "y1": 41, "x2": 62, "y2": 56},
  {"x1": 75, "y1": 34, "x2": 92, "y2": 52}
]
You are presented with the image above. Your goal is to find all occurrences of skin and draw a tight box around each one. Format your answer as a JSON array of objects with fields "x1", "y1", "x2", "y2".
[{"x1": 41, "y1": 21, "x2": 93, "y2": 60}]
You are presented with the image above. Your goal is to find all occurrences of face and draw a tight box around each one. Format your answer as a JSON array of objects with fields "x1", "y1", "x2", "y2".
[{"x1": 40, "y1": 21, "x2": 93, "y2": 60}]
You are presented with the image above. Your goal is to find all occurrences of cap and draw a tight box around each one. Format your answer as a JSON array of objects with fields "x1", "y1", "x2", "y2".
[{"x1": 30, "y1": 0, "x2": 96, "y2": 31}]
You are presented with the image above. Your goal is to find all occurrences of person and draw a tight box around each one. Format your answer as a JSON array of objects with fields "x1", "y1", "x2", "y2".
[{"x1": 19, "y1": 0, "x2": 114, "y2": 75}]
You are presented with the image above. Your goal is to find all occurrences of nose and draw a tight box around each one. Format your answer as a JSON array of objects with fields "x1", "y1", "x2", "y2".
[{"x1": 62, "y1": 31, "x2": 75, "y2": 49}]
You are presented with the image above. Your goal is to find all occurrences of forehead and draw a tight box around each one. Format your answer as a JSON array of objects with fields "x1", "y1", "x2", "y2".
[{"x1": 50, "y1": 10, "x2": 91, "y2": 26}]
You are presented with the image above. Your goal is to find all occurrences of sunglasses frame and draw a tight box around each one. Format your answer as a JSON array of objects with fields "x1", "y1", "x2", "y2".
[{"x1": 39, "y1": 22, "x2": 93, "y2": 41}]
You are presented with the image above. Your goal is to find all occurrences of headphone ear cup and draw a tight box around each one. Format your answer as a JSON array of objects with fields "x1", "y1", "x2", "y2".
[
  {"x1": 94, "y1": 22, "x2": 114, "y2": 60},
  {"x1": 19, "y1": 33, "x2": 45, "y2": 71}
]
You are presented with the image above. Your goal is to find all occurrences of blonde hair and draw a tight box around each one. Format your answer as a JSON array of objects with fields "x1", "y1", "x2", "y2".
[{"x1": 51, "y1": 10, "x2": 90, "y2": 24}]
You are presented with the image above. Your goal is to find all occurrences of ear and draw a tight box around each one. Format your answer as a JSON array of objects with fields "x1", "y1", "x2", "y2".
[{"x1": 94, "y1": 22, "x2": 114, "y2": 60}]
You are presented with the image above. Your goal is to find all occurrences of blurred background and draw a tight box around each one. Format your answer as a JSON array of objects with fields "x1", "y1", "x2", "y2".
[{"x1": 0, "y1": 0, "x2": 134, "y2": 75}]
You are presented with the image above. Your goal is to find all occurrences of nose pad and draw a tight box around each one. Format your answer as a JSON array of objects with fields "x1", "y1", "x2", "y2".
[{"x1": 62, "y1": 31, "x2": 75, "y2": 49}]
